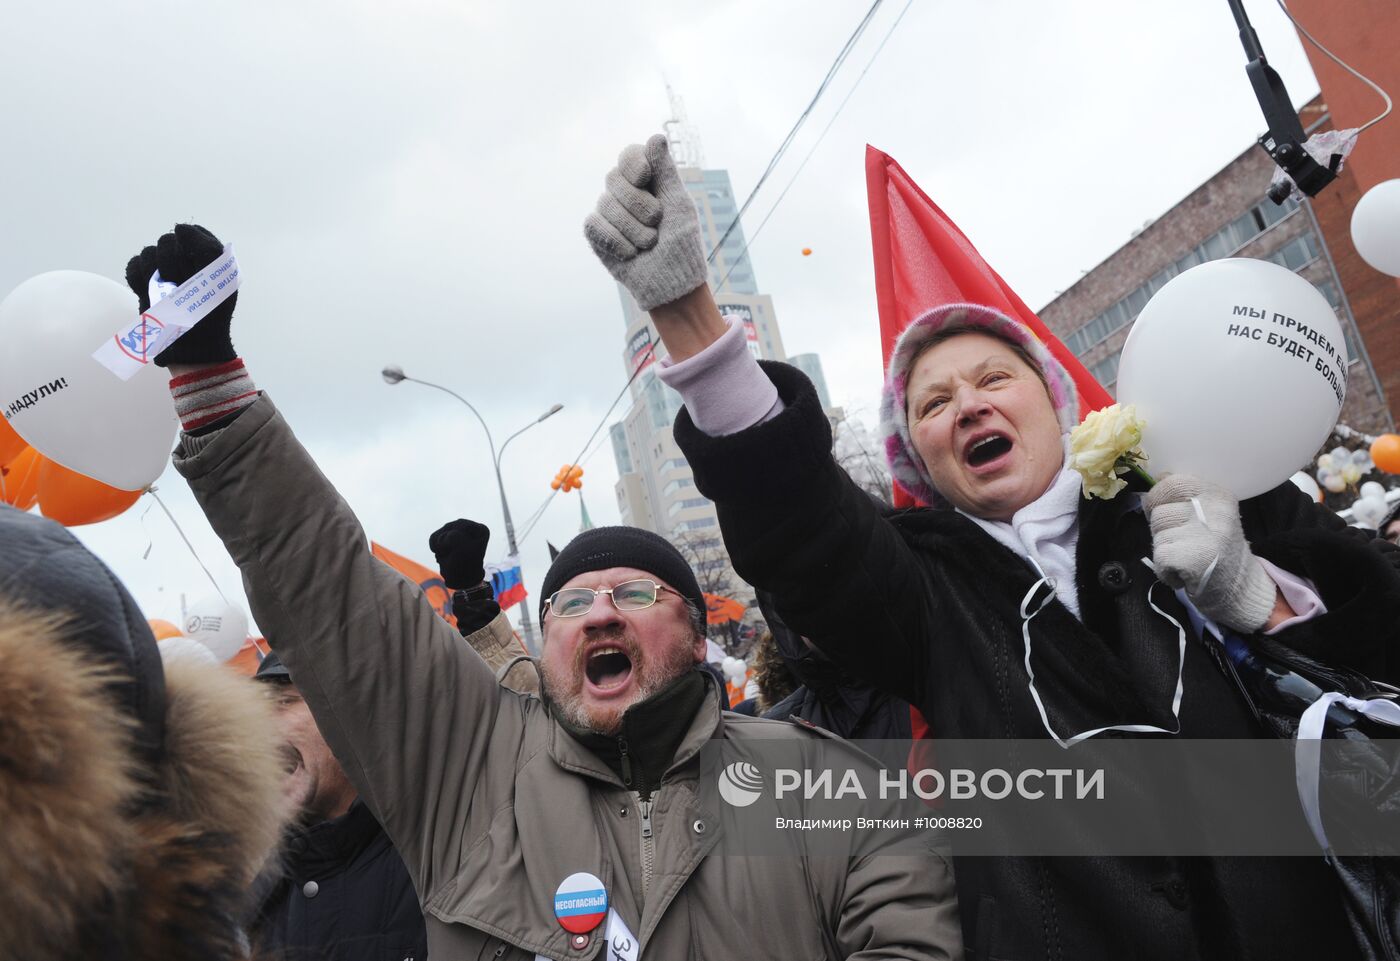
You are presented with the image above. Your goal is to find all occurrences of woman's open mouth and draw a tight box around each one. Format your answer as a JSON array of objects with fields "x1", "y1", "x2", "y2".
[
  {"x1": 585, "y1": 646, "x2": 634, "y2": 693},
  {"x1": 964, "y1": 432, "x2": 1013, "y2": 470}
]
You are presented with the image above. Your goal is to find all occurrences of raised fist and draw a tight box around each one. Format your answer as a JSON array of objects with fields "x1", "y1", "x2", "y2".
[
  {"x1": 124, "y1": 224, "x2": 237, "y2": 367},
  {"x1": 429, "y1": 519, "x2": 491, "y2": 590},
  {"x1": 584, "y1": 134, "x2": 707, "y2": 311}
]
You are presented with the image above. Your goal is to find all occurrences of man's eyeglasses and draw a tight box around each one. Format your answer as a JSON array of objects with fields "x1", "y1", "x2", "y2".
[{"x1": 546, "y1": 579, "x2": 672, "y2": 618}]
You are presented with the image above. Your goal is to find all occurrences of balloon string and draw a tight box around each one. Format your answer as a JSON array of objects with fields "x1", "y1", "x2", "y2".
[
  {"x1": 137, "y1": 497, "x2": 157, "y2": 560},
  {"x1": 147, "y1": 487, "x2": 230, "y2": 605}
]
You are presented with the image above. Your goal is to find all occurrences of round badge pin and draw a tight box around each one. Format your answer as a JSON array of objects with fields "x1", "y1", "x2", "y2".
[{"x1": 553, "y1": 872, "x2": 608, "y2": 934}]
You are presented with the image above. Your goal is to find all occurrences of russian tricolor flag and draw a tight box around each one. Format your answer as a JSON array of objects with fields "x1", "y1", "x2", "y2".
[{"x1": 487, "y1": 555, "x2": 527, "y2": 609}]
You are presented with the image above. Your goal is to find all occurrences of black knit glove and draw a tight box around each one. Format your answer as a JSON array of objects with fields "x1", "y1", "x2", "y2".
[
  {"x1": 451, "y1": 591, "x2": 501, "y2": 636},
  {"x1": 124, "y1": 224, "x2": 238, "y2": 367},
  {"x1": 429, "y1": 519, "x2": 491, "y2": 590}
]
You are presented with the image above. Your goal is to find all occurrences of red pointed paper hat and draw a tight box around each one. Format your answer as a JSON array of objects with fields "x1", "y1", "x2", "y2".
[{"x1": 866, "y1": 146, "x2": 1112, "y2": 506}]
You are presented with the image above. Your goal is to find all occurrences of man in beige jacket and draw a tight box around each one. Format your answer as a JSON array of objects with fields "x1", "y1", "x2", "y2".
[{"x1": 133, "y1": 224, "x2": 962, "y2": 960}]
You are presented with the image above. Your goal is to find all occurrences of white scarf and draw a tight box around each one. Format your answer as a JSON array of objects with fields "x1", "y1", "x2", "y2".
[{"x1": 957, "y1": 441, "x2": 1083, "y2": 619}]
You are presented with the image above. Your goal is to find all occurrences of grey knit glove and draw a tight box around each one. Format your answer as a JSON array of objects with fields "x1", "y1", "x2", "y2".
[
  {"x1": 584, "y1": 134, "x2": 707, "y2": 311},
  {"x1": 1144, "y1": 475, "x2": 1278, "y2": 633}
]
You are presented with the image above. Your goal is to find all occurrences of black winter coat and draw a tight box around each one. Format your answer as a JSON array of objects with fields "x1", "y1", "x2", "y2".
[
  {"x1": 760, "y1": 588, "x2": 916, "y2": 739},
  {"x1": 251, "y1": 800, "x2": 427, "y2": 961},
  {"x1": 677, "y1": 362, "x2": 1400, "y2": 961}
]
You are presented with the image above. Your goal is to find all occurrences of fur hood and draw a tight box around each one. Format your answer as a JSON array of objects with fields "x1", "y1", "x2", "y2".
[{"x1": 0, "y1": 602, "x2": 288, "y2": 961}]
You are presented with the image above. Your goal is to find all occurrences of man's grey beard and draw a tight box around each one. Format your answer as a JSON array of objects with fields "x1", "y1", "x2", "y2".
[{"x1": 540, "y1": 629, "x2": 699, "y2": 735}]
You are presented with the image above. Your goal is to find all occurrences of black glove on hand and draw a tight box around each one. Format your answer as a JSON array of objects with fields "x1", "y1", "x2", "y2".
[
  {"x1": 124, "y1": 223, "x2": 238, "y2": 367},
  {"x1": 451, "y1": 591, "x2": 501, "y2": 636},
  {"x1": 429, "y1": 519, "x2": 491, "y2": 590}
]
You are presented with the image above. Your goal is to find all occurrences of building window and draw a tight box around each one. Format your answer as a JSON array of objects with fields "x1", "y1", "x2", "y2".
[
  {"x1": 667, "y1": 497, "x2": 711, "y2": 517},
  {"x1": 1090, "y1": 354, "x2": 1120, "y2": 389},
  {"x1": 1264, "y1": 233, "x2": 1319, "y2": 272},
  {"x1": 672, "y1": 517, "x2": 717, "y2": 533},
  {"x1": 662, "y1": 477, "x2": 696, "y2": 497},
  {"x1": 1063, "y1": 195, "x2": 1303, "y2": 360},
  {"x1": 682, "y1": 535, "x2": 724, "y2": 551}
]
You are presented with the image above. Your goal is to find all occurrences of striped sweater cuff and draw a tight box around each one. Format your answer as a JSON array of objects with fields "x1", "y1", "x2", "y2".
[{"x1": 169, "y1": 359, "x2": 258, "y2": 432}]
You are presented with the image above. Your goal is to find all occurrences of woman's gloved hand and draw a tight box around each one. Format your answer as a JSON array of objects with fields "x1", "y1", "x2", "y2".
[
  {"x1": 584, "y1": 134, "x2": 707, "y2": 311},
  {"x1": 1145, "y1": 474, "x2": 1278, "y2": 633}
]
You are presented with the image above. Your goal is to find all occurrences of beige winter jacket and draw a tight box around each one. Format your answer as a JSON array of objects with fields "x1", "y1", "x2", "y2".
[{"x1": 175, "y1": 394, "x2": 962, "y2": 960}]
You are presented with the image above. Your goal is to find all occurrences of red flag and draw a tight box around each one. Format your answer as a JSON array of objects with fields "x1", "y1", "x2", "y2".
[
  {"x1": 867, "y1": 146, "x2": 1111, "y2": 406},
  {"x1": 866, "y1": 145, "x2": 1113, "y2": 506}
]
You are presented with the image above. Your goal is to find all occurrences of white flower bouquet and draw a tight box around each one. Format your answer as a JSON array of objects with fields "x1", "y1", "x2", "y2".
[{"x1": 1068, "y1": 403, "x2": 1152, "y2": 499}]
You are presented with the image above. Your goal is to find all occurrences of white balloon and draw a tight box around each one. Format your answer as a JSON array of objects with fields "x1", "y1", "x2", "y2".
[
  {"x1": 1360, "y1": 481, "x2": 1387, "y2": 501},
  {"x1": 1324, "y1": 473, "x2": 1347, "y2": 493},
  {"x1": 1351, "y1": 449, "x2": 1373, "y2": 467},
  {"x1": 1331, "y1": 446, "x2": 1351, "y2": 464},
  {"x1": 158, "y1": 635, "x2": 220, "y2": 667},
  {"x1": 1353, "y1": 496, "x2": 1388, "y2": 529},
  {"x1": 1117, "y1": 259, "x2": 1346, "y2": 499},
  {"x1": 1290, "y1": 471, "x2": 1322, "y2": 502},
  {"x1": 1342, "y1": 464, "x2": 1363, "y2": 485},
  {"x1": 0, "y1": 272, "x2": 177, "y2": 489},
  {"x1": 1316, "y1": 453, "x2": 1335, "y2": 471},
  {"x1": 183, "y1": 595, "x2": 249, "y2": 662},
  {"x1": 1351, "y1": 179, "x2": 1400, "y2": 277}
]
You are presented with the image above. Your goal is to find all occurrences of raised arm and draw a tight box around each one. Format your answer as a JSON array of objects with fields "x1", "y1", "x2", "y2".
[
  {"x1": 131, "y1": 226, "x2": 528, "y2": 897},
  {"x1": 583, "y1": 138, "x2": 941, "y2": 702}
]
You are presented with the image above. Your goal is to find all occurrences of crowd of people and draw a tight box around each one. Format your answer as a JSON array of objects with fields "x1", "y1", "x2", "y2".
[{"x1": 0, "y1": 133, "x2": 1396, "y2": 961}]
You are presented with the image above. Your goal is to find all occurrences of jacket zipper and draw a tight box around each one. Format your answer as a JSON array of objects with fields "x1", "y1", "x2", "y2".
[
  {"x1": 618, "y1": 736, "x2": 655, "y2": 900},
  {"x1": 618, "y1": 737, "x2": 634, "y2": 788},
  {"x1": 638, "y1": 791, "x2": 655, "y2": 901}
]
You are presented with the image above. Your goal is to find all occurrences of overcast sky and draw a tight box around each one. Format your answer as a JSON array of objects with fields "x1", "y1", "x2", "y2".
[{"x1": 0, "y1": 0, "x2": 1320, "y2": 636}]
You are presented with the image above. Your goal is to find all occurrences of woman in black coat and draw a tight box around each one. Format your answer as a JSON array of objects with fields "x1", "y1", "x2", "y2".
[{"x1": 583, "y1": 136, "x2": 1400, "y2": 961}]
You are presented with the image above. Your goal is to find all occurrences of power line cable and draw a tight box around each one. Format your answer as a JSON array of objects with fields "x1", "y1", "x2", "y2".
[
  {"x1": 517, "y1": 342, "x2": 658, "y2": 545},
  {"x1": 715, "y1": 0, "x2": 915, "y2": 291},
  {"x1": 1275, "y1": 0, "x2": 1391, "y2": 133},
  {"x1": 580, "y1": 427, "x2": 614, "y2": 465},
  {"x1": 515, "y1": 425, "x2": 613, "y2": 543},
  {"x1": 524, "y1": 1, "x2": 891, "y2": 546},
  {"x1": 706, "y1": 0, "x2": 885, "y2": 269}
]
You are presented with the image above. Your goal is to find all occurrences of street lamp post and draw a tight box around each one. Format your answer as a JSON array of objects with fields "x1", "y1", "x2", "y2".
[{"x1": 382, "y1": 364, "x2": 561, "y2": 652}]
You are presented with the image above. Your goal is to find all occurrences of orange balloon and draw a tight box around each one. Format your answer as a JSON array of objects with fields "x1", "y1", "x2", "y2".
[
  {"x1": 0, "y1": 418, "x2": 27, "y2": 467},
  {"x1": 36, "y1": 459, "x2": 144, "y2": 526},
  {"x1": 801, "y1": 247, "x2": 813, "y2": 256},
  {"x1": 148, "y1": 619, "x2": 184, "y2": 640},
  {"x1": 0, "y1": 447, "x2": 43, "y2": 510},
  {"x1": 727, "y1": 679, "x2": 747, "y2": 707},
  {"x1": 1372, "y1": 434, "x2": 1400, "y2": 474},
  {"x1": 225, "y1": 638, "x2": 267, "y2": 677}
]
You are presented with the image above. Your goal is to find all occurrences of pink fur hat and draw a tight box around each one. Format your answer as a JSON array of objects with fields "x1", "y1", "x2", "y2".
[{"x1": 879, "y1": 303, "x2": 1079, "y2": 506}]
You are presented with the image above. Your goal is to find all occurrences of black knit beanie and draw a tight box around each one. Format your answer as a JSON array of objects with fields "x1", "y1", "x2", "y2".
[{"x1": 539, "y1": 526, "x2": 705, "y2": 624}]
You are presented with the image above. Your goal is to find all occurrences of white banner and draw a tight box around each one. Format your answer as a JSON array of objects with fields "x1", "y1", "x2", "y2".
[{"x1": 93, "y1": 245, "x2": 240, "y2": 380}]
